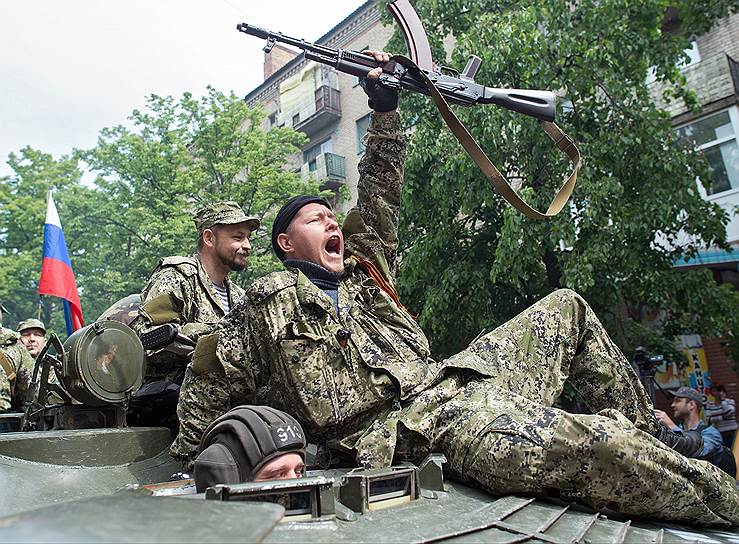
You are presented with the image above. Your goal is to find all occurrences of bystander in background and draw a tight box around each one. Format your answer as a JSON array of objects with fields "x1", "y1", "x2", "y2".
[{"x1": 706, "y1": 384, "x2": 737, "y2": 449}]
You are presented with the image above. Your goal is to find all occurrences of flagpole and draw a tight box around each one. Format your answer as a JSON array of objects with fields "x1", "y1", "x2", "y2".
[{"x1": 38, "y1": 189, "x2": 84, "y2": 334}]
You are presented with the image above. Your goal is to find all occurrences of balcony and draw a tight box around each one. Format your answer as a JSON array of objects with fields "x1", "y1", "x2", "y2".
[
  {"x1": 293, "y1": 86, "x2": 341, "y2": 136},
  {"x1": 300, "y1": 152, "x2": 346, "y2": 190}
]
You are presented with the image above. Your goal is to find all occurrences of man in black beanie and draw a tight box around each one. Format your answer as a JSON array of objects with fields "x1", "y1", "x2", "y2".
[
  {"x1": 194, "y1": 405, "x2": 306, "y2": 492},
  {"x1": 173, "y1": 51, "x2": 739, "y2": 526}
]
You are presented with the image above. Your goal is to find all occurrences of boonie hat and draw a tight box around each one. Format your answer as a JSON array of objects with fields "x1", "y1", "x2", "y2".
[
  {"x1": 194, "y1": 405, "x2": 306, "y2": 492},
  {"x1": 193, "y1": 201, "x2": 260, "y2": 233},
  {"x1": 671, "y1": 386, "x2": 704, "y2": 406},
  {"x1": 17, "y1": 318, "x2": 46, "y2": 334}
]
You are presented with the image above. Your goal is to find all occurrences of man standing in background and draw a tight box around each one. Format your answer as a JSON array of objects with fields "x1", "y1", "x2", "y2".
[
  {"x1": 132, "y1": 201, "x2": 259, "y2": 385},
  {"x1": 16, "y1": 319, "x2": 47, "y2": 360},
  {"x1": 706, "y1": 384, "x2": 737, "y2": 449},
  {"x1": 0, "y1": 304, "x2": 35, "y2": 414},
  {"x1": 655, "y1": 386, "x2": 730, "y2": 474}
]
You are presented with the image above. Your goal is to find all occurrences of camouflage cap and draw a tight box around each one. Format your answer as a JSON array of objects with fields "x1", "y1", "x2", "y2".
[
  {"x1": 17, "y1": 318, "x2": 46, "y2": 334},
  {"x1": 193, "y1": 201, "x2": 260, "y2": 233}
]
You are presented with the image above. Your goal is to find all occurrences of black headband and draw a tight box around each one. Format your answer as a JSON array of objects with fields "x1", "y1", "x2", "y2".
[{"x1": 271, "y1": 195, "x2": 332, "y2": 260}]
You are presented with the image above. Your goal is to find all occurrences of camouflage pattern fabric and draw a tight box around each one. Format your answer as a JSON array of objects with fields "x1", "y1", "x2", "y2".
[
  {"x1": 192, "y1": 201, "x2": 259, "y2": 233},
  {"x1": 0, "y1": 327, "x2": 35, "y2": 413},
  {"x1": 173, "y1": 111, "x2": 739, "y2": 526},
  {"x1": 132, "y1": 255, "x2": 245, "y2": 383},
  {"x1": 97, "y1": 294, "x2": 141, "y2": 327}
]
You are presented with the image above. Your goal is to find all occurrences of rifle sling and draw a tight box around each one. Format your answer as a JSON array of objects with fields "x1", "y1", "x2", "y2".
[
  {"x1": 393, "y1": 55, "x2": 581, "y2": 220},
  {"x1": 0, "y1": 351, "x2": 16, "y2": 383}
]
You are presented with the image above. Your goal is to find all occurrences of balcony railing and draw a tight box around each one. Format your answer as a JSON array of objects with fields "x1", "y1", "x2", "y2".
[
  {"x1": 301, "y1": 152, "x2": 346, "y2": 190},
  {"x1": 293, "y1": 86, "x2": 341, "y2": 136}
]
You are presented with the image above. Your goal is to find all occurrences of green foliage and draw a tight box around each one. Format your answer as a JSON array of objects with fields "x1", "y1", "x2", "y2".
[
  {"x1": 386, "y1": 0, "x2": 739, "y2": 362},
  {"x1": 0, "y1": 88, "x2": 325, "y2": 333}
]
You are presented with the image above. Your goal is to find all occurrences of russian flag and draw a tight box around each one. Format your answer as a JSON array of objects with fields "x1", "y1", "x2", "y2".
[{"x1": 38, "y1": 191, "x2": 84, "y2": 334}]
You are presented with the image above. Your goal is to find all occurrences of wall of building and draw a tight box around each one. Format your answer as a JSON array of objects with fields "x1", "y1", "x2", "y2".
[
  {"x1": 662, "y1": 12, "x2": 739, "y2": 405},
  {"x1": 655, "y1": 12, "x2": 739, "y2": 120},
  {"x1": 244, "y1": 1, "x2": 394, "y2": 214}
]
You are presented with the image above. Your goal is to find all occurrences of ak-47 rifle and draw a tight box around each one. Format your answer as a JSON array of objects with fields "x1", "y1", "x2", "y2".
[{"x1": 237, "y1": 0, "x2": 580, "y2": 220}]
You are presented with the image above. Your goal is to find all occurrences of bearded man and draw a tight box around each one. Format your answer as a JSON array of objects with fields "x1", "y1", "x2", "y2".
[
  {"x1": 132, "y1": 201, "x2": 259, "y2": 385},
  {"x1": 172, "y1": 58, "x2": 739, "y2": 526}
]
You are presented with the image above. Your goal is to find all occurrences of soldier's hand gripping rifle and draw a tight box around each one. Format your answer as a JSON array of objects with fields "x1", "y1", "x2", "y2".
[{"x1": 237, "y1": 0, "x2": 581, "y2": 220}]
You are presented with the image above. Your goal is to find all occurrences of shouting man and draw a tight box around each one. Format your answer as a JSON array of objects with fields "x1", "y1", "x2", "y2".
[{"x1": 172, "y1": 57, "x2": 739, "y2": 526}]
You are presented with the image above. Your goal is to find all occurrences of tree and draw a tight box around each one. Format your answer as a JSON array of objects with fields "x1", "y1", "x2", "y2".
[
  {"x1": 0, "y1": 148, "x2": 83, "y2": 333},
  {"x1": 1, "y1": 88, "x2": 326, "y2": 332},
  {"x1": 386, "y1": 0, "x2": 739, "y2": 362}
]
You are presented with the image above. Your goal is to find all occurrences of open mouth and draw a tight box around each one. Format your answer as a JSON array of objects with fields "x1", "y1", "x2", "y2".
[{"x1": 324, "y1": 235, "x2": 342, "y2": 257}]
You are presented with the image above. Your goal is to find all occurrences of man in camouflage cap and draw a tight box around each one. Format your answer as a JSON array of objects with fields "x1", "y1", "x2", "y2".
[
  {"x1": 131, "y1": 201, "x2": 259, "y2": 428},
  {"x1": 173, "y1": 63, "x2": 739, "y2": 526},
  {"x1": 17, "y1": 318, "x2": 47, "y2": 360},
  {"x1": 0, "y1": 305, "x2": 36, "y2": 413}
]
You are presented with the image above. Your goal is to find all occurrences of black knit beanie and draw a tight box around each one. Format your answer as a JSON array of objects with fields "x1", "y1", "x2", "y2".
[{"x1": 271, "y1": 195, "x2": 332, "y2": 260}]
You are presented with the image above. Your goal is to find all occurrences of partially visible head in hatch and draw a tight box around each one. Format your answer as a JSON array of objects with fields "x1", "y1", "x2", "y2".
[{"x1": 193, "y1": 405, "x2": 306, "y2": 492}]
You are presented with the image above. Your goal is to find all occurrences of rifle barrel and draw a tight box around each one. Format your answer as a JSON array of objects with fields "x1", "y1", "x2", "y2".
[{"x1": 237, "y1": 23, "x2": 337, "y2": 58}]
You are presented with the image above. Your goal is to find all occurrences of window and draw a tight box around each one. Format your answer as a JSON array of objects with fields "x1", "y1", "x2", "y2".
[
  {"x1": 647, "y1": 41, "x2": 700, "y2": 85},
  {"x1": 303, "y1": 139, "x2": 333, "y2": 172},
  {"x1": 679, "y1": 41, "x2": 701, "y2": 70},
  {"x1": 356, "y1": 113, "x2": 371, "y2": 154},
  {"x1": 677, "y1": 108, "x2": 739, "y2": 196},
  {"x1": 268, "y1": 112, "x2": 277, "y2": 127}
]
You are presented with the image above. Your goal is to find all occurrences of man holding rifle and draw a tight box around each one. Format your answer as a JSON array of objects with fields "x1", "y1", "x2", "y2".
[{"x1": 173, "y1": 58, "x2": 739, "y2": 526}]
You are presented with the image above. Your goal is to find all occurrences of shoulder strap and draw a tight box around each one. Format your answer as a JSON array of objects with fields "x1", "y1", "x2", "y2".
[
  {"x1": 159, "y1": 256, "x2": 198, "y2": 277},
  {"x1": 394, "y1": 55, "x2": 581, "y2": 220},
  {"x1": 0, "y1": 351, "x2": 16, "y2": 382}
]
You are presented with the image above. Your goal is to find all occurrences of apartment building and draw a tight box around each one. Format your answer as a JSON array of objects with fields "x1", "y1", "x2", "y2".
[
  {"x1": 651, "y1": 12, "x2": 739, "y2": 407},
  {"x1": 243, "y1": 0, "x2": 390, "y2": 213},
  {"x1": 662, "y1": 12, "x2": 739, "y2": 284}
]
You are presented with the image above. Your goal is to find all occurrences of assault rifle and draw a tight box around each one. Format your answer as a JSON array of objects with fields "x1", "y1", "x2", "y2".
[
  {"x1": 237, "y1": 30, "x2": 555, "y2": 122},
  {"x1": 238, "y1": 0, "x2": 581, "y2": 220}
]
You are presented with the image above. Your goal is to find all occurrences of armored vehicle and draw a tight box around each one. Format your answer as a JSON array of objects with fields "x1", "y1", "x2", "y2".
[{"x1": 0, "y1": 320, "x2": 737, "y2": 543}]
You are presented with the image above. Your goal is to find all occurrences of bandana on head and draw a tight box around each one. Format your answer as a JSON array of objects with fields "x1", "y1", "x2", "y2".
[{"x1": 271, "y1": 195, "x2": 332, "y2": 260}]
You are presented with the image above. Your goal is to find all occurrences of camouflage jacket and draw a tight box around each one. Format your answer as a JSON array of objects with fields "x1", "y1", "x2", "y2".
[
  {"x1": 133, "y1": 255, "x2": 245, "y2": 382},
  {"x1": 0, "y1": 327, "x2": 35, "y2": 413},
  {"x1": 172, "y1": 112, "x2": 497, "y2": 465}
]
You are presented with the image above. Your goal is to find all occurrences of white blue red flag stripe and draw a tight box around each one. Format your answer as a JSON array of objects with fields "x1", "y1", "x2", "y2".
[{"x1": 38, "y1": 191, "x2": 84, "y2": 333}]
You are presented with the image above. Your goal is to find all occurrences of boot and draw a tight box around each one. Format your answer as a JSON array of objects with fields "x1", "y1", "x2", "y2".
[{"x1": 653, "y1": 424, "x2": 704, "y2": 458}]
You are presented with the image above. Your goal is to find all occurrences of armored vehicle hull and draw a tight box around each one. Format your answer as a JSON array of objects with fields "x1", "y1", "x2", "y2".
[{"x1": 1, "y1": 426, "x2": 737, "y2": 543}]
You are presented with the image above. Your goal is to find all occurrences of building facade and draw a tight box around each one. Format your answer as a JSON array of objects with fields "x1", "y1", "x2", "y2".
[
  {"x1": 663, "y1": 13, "x2": 739, "y2": 283},
  {"x1": 243, "y1": 0, "x2": 391, "y2": 213},
  {"x1": 651, "y1": 12, "x2": 739, "y2": 412}
]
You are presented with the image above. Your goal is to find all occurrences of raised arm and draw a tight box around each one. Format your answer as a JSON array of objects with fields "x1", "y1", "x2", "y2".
[{"x1": 343, "y1": 62, "x2": 406, "y2": 279}]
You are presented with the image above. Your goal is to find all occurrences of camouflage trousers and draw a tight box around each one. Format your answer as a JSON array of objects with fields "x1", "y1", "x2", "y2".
[{"x1": 383, "y1": 290, "x2": 739, "y2": 526}]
